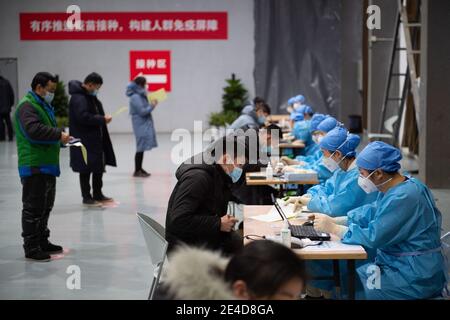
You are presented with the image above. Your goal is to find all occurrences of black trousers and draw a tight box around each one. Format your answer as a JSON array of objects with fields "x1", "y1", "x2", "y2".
[
  {"x1": 21, "y1": 174, "x2": 56, "y2": 253},
  {"x1": 0, "y1": 113, "x2": 13, "y2": 140},
  {"x1": 79, "y1": 172, "x2": 103, "y2": 200},
  {"x1": 135, "y1": 151, "x2": 144, "y2": 172}
]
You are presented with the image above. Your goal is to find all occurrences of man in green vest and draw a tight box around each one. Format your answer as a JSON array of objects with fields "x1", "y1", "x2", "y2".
[{"x1": 14, "y1": 72, "x2": 72, "y2": 262}]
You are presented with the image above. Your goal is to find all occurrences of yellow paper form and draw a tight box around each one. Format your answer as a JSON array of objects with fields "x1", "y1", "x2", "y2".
[
  {"x1": 148, "y1": 88, "x2": 167, "y2": 103},
  {"x1": 71, "y1": 142, "x2": 88, "y2": 165},
  {"x1": 112, "y1": 106, "x2": 128, "y2": 117}
]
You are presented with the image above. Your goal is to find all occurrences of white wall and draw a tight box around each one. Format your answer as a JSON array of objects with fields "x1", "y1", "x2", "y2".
[{"x1": 0, "y1": 0, "x2": 255, "y2": 133}]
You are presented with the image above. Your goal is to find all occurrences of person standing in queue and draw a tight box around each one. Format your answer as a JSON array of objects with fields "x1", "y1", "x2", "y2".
[
  {"x1": 68, "y1": 72, "x2": 116, "y2": 207},
  {"x1": 14, "y1": 72, "x2": 72, "y2": 261},
  {"x1": 0, "y1": 74, "x2": 15, "y2": 141},
  {"x1": 125, "y1": 77, "x2": 158, "y2": 178}
]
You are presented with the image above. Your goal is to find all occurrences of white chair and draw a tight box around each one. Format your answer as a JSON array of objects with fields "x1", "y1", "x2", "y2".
[
  {"x1": 441, "y1": 232, "x2": 450, "y2": 298},
  {"x1": 137, "y1": 213, "x2": 168, "y2": 300}
]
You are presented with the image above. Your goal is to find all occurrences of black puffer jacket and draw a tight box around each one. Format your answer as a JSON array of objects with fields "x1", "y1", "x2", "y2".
[
  {"x1": 0, "y1": 76, "x2": 14, "y2": 114},
  {"x1": 165, "y1": 152, "x2": 234, "y2": 253},
  {"x1": 68, "y1": 80, "x2": 116, "y2": 173}
]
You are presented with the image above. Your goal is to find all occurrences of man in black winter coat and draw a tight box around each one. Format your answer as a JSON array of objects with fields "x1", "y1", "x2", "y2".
[
  {"x1": 0, "y1": 75, "x2": 15, "y2": 141},
  {"x1": 165, "y1": 135, "x2": 248, "y2": 255},
  {"x1": 68, "y1": 72, "x2": 116, "y2": 206}
]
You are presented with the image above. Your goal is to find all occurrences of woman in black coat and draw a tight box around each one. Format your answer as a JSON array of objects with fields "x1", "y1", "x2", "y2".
[{"x1": 68, "y1": 73, "x2": 116, "y2": 206}]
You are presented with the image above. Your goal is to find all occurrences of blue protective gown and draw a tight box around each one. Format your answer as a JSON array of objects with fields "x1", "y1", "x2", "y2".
[
  {"x1": 303, "y1": 142, "x2": 320, "y2": 158},
  {"x1": 296, "y1": 148, "x2": 322, "y2": 165},
  {"x1": 306, "y1": 162, "x2": 379, "y2": 217},
  {"x1": 293, "y1": 120, "x2": 311, "y2": 142},
  {"x1": 342, "y1": 176, "x2": 446, "y2": 299},
  {"x1": 293, "y1": 120, "x2": 312, "y2": 157}
]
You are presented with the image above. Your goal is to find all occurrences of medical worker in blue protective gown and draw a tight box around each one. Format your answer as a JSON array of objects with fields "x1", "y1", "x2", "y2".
[
  {"x1": 311, "y1": 141, "x2": 446, "y2": 299},
  {"x1": 288, "y1": 94, "x2": 305, "y2": 118},
  {"x1": 298, "y1": 113, "x2": 327, "y2": 162},
  {"x1": 282, "y1": 116, "x2": 340, "y2": 184},
  {"x1": 292, "y1": 105, "x2": 314, "y2": 155},
  {"x1": 285, "y1": 127, "x2": 378, "y2": 217}
]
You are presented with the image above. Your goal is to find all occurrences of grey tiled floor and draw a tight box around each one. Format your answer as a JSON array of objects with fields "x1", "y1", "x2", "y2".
[
  {"x1": 0, "y1": 133, "x2": 449, "y2": 299},
  {"x1": 0, "y1": 134, "x2": 179, "y2": 299}
]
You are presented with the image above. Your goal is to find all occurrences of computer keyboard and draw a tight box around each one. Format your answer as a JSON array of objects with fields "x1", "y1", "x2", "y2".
[{"x1": 290, "y1": 225, "x2": 331, "y2": 241}]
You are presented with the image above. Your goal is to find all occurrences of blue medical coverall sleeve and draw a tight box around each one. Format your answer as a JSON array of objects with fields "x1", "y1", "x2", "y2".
[
  {"x1": 307, "y1": 168, "x2": 378, "y2": 217},
  {"x1": 342, "y1": 192, "x2": 413, "y2": 249},
  {"x1": 303, "y1": 158, "x2": 333, "y2": 184},
  {"x1": 297, "y1": 144, "x2": 320, "y2": 163},
  {"x1": 306, "y1": 169, "x2": 339, "y2": 199}
]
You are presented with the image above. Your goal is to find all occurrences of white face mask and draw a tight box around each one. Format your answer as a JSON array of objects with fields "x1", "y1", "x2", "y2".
[
  {"x1": 322, "y1": 151, "x2": 345, "y2": 173},
  {"x1": 322, "y1": 156, "x2": 339, "y2": 172},
  {"x1": 317, "y1": 135, "x2": 324, "y2": 144},
  {"x1": 293, "y1": 102, "x2": 301, "y2": 110},
  {"x1": 358, "y1": 170, "x2": 392, "y2": 194}
]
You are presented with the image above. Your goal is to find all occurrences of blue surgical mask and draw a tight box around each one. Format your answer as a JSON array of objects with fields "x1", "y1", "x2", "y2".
[
  {"x1": 258, "y1": 116, "x2": 266, "y2": 125},
  {"x1": 44, "y1": 92, "x2": 54, "y2": 104},
  {"x1": 90, "y1": 89, "x2": 98, "y2": 96},
  {"x1": 228, "y1": 166, "x2": 243, "y2": 183}
]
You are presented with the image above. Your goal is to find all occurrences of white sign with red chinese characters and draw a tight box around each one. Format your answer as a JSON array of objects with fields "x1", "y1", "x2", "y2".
[{"x1": 130, "y1": 51, "x2": 171, "y2": 92}]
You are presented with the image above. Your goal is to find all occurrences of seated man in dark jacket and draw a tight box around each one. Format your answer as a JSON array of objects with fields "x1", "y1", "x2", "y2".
[
  {"x1": 165, "y1": 135, "x2": 248, "y2": 255},
  {"x1": 230, "y1": 123, "x2": 283, "y2": 205}
]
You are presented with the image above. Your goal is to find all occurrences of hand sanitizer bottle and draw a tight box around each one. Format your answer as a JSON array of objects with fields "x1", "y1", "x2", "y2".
[
  {"x1": 280, "y1": 220, "x2": 291, "y2": 248},
  {"x1": 266, "y1": 162, "x2": 273, "y2": 179}
]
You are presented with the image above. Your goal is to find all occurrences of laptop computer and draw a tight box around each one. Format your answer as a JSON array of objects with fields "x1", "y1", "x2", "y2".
[{"x1": 271, "y1": 194, "x2": 331, "y2": 241}]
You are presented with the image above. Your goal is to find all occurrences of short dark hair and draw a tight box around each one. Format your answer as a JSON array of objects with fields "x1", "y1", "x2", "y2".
[
  {"x1": 84, "y1": 72, "x2": 103, "y2": 85},
  {"x1": 253, "y1": 96, "x2": 265, "y2": 105},
  {"x1": 225, "y1": 240, "x2": 306, "y2": 298},
  {"x1": 31, "y1": 72, "x2": 58, "y2": 90},
  {"x1": 209, "y1": 134, "x2": 249, "y2": 165},
  {"x1": 256, "y1": 103, "x2": 271, "y2": 115},
  {"x1": 134, "y1": 76, "x2": 146, "y2": 87}
]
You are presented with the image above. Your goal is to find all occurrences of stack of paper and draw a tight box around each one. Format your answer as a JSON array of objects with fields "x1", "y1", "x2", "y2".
[{"x1": 302, "y1": 241, "x2": 364, "y2": 252}]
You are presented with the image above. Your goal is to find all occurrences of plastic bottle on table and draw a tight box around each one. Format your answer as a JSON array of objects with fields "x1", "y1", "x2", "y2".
[
  {"x1": 266, "y1": 162, "x2": 273, "y2": 179},
  {"x1": 280, "y1": 220, "x2": 291, "y2": 248}
]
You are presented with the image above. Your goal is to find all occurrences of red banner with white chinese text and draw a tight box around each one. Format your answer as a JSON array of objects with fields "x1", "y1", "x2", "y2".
[{"x1": 20, "y1": 12, "x2": 228, "y2": 40}]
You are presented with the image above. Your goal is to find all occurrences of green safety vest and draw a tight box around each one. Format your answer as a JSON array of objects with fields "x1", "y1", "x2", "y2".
[{"x1": 14, "y1": 92, "x2": 61, "y2": 177}]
